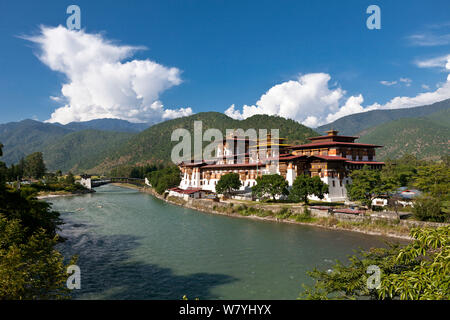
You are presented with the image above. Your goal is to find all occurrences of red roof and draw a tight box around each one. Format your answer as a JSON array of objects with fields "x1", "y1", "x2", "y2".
[
  {"x1": 202, "y1": 162, "x2": 263, "y2": 169},
  {"x1": 289, "y1": 141, "x2": 383, "y2": 149},
  {"x1": 345, "y1": 160, "x2": 385, "y2": 165},
  {"x1": 180, "y1": 161, "x2": 208, "y2": 167},
  {"x1": 169, "y1": 187, "x2": 203, "y2": 194},
  {"x1": 276, "y1": 154, "x2": 308, "y2": 161},
  {"x1": 309, "y1": 155, "x2": 348, "y2": 161},
  {"x1": 308, "y1": 135, "x2": 359, "y2": 141}
]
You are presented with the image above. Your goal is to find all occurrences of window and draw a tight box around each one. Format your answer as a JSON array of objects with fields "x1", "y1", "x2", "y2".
[{"x1": 332, "y1": 180, "x2": 335, "y2": 187}]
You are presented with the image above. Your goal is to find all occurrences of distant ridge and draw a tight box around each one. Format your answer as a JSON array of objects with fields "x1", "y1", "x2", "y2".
[
  {"x1": 0, "y1": 118, "x2": 143, "y2": 167},
  {"x1": 317, "y1": 98, "x2": 450, "y2": 136},
  {"x1": 89, "y1": 112, "x2": 319, "y2": 174},
  {"x1": 55, "y1": 118, "x2": 151, "y2": 133},
  {"x1": 359, "y1": 109, "x2": 450, "y2": 161}
]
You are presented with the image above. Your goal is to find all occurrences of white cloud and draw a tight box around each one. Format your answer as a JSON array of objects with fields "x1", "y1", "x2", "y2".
[
  {"x1": 226, "y1": 55, "x2": 450, "y2": 127},
  {"x1": 380, "y1": 80, "x2": 397, "y2": 86},
  {"x1": 408, "y1": 33, "x2": 450, "y2": 47},
  {"x1": 422, "y1": 84, "x2": 431, "y2": 90},
  {"x1": 225, "y1": 73, "x2": 345, "y2": 126},
  {"x1": 326, "y1": 95, "x2": 364, "y2": 124},
  {"x1": 25, "y1": 26, "x2": 192, "y2": 124},
  {"x1": 415, "y1": 54, "x2": 450, "y2": 70},
  {"x1": 399, "y1": 78, "x2": 412, "y2": 87},
  {"x1": 380, "y1": 78, "x2": 412, "y2": 87},
  {"x1": 49, "y1": 95, "x2": 63, "y2": 102}
]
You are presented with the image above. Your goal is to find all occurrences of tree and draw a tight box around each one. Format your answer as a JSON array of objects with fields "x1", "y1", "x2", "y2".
[
  {"x1": 346, "y1": 165, "x2": 389, "y2": 208},
  {"x1": 381, "y1": 159, "x2": 416, "y2": 189},
  {"x1": 24, "y1": 152, "x2": 46, "y2": 179},
  {"x1": 0, "y1": 144, "x2": 75, "y2": 299},
  {"x1": 215, "y1": 173, "x2": 242, "y2": 197},
  {"x1": 147, "y1": 166, "x2": 181, "y2": 194},
  {"x1": 412, "y1": 195, "x2": 447, "y2": 222},
  {"x1": 301, "y1": 226, "x2": 450, "y2": 300},
  {"x1": 65, "y1": 172, "x2": 75, "y2": 185},
  {"x1": 0, "y1": 143, "x2": 5, "y2": 190},
  {"x1": 0, "y1": 217, "x2": 76, "y2": 299},
  {"x1": 414, "y1": 163, "x2": 449, "y2": 199},
  {"x1": 252, "y1": 174, "x2": 289, "y2": 201},
  {"x1": 288, "y1": 175, "x2": 328, "y2": 205}
]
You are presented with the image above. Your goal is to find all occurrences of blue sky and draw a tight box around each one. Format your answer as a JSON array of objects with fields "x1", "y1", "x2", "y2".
[{"x1": 1, "y1": 0, "x2": 450, "y2": 126}]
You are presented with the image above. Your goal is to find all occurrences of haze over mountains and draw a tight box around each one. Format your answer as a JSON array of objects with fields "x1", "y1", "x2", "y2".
[{"x1": 0, "y1": 99, "x2": 449, "y2": 174}]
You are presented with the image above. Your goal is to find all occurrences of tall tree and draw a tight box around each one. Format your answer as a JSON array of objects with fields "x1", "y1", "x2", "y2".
[
  {"x1": 65, "y1": 172, "x2": 75, "y2": 185},
  {"x1": 0, "y1": 143, "x2": 5, "y2": 190},
  {"x1": 346, "y1": 165, "x2": 390, "y2": 208},
  {"x1": 288, "y1": 175, "x2": 328, "y2": 205},
  {"x1": 414, "y1": 163, "x2": 449, "y2": 199},
  {"x1": 147, "y1": 166, "x2": 181, "y2": 194},
  {"x1": 0, "y1": 217, "x2": 76, "y2": 299},
  {"x1": 216, "y1": 173, "x2": 242, "y2": 197},
  {"x1": 24, "y1": 152, "x2": 46, "y2": 179},
  {"x1": 252, "y1": 174, "x2": 289, "y2": 201}
]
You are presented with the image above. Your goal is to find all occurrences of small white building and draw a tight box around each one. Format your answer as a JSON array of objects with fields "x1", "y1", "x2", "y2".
[
  {"x1": 79, "y1": 174, "x2": 92, "y2": 190},
  {"x1": 168, "y1": 187, "x2": 211, "y2": 200}
]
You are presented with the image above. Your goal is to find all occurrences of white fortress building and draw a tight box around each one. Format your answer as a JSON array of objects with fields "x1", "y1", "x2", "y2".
[{"x1": 176, "y1": 130, "x2": 384, "y2": 202}]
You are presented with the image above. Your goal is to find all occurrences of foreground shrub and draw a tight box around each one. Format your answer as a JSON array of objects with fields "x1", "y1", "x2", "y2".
[{"x1": 412, "y1": 195, "x2": 447, "y2": 222}]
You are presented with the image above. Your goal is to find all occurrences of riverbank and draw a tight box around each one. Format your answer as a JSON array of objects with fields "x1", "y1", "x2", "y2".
[
  {"x1": 36, "y1": 188, "x2": 95, "y2": 200},
  {"x1": 112, "y1": 184, "x2": 424, "y2": 240}
]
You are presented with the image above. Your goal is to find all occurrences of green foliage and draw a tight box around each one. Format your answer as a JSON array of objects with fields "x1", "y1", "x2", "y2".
[
  {"x1": 413, "y1": 163, "x2": 450, "y2": 199},
  {"x1": 252, "y1": 174, "x2": 289, "y2": 201},
  {"x1": 0, "y1": 145, "x2": 75, "y2": 299},
  {"x1": 234, "y1": 205, "x2": 273, "y2": 218},
  {"x1": 275, "y1": 207, "x2": 292, "y2": 219},
  {"x1": 350, "y1": 158, "x2": 449, "y2": 214},
  {"x1": 147, "y1": 166, "x2": 181, "y2": 194},
  {"x1": 301, "y1": 226, "x2": 450, "y2": 300},
  {"x1": 379, "y1": 226, "x2": 450, "y2": 300},
  {"x1": 381, "y1": 155, "x2": 419, "y2": 189},
  {"x1": 65, "y1": 172, "x2": 75, "y2": 185},
  {"x1": 23, "y1": 152, "x2": 46, "y2": 179},
  {"x1": 412, "y1": 196, "x2": 447, "y2": 222},
  {"x1": 0, "y1": 217, "x2": 76, "y2": 300},
  {"x1": 0, "y1": 143, "x2": 5, "y2": 189},
  {"x1": 215, "y1": 173, "x2": 242, "y2": 196},
  {"x1": 0, "y1": 188, "x2": 63, "y2": 240},
  {"x1": 346, "y1": 166, "x2": 390, "y2": 207},
  {"x1": 288, "y1": 175, "x2": 328, "y2": 204}
]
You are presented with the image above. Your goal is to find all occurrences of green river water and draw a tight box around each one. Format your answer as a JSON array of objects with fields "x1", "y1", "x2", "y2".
[{"x1": 51, "y1": 184, "x2": 396, "y2": 299}]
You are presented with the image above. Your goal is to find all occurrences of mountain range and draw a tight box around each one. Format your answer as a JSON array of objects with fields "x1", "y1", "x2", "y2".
[
  {"x1": 317, "y1": 99, "x2": 450, "y2": 136},
  {"x1": 0, "y1": 99, "x2": 449, "y2": 173}
]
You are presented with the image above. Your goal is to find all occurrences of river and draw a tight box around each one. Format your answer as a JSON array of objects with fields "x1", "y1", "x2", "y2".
[{"x1": 51, "y1": 184, "x2": 396, "y2": 299}]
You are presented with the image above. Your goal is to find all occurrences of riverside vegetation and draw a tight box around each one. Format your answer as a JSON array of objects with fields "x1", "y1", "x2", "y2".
[{"x1": 0, "y1": 143, "x2": 76, "y2": 299}]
